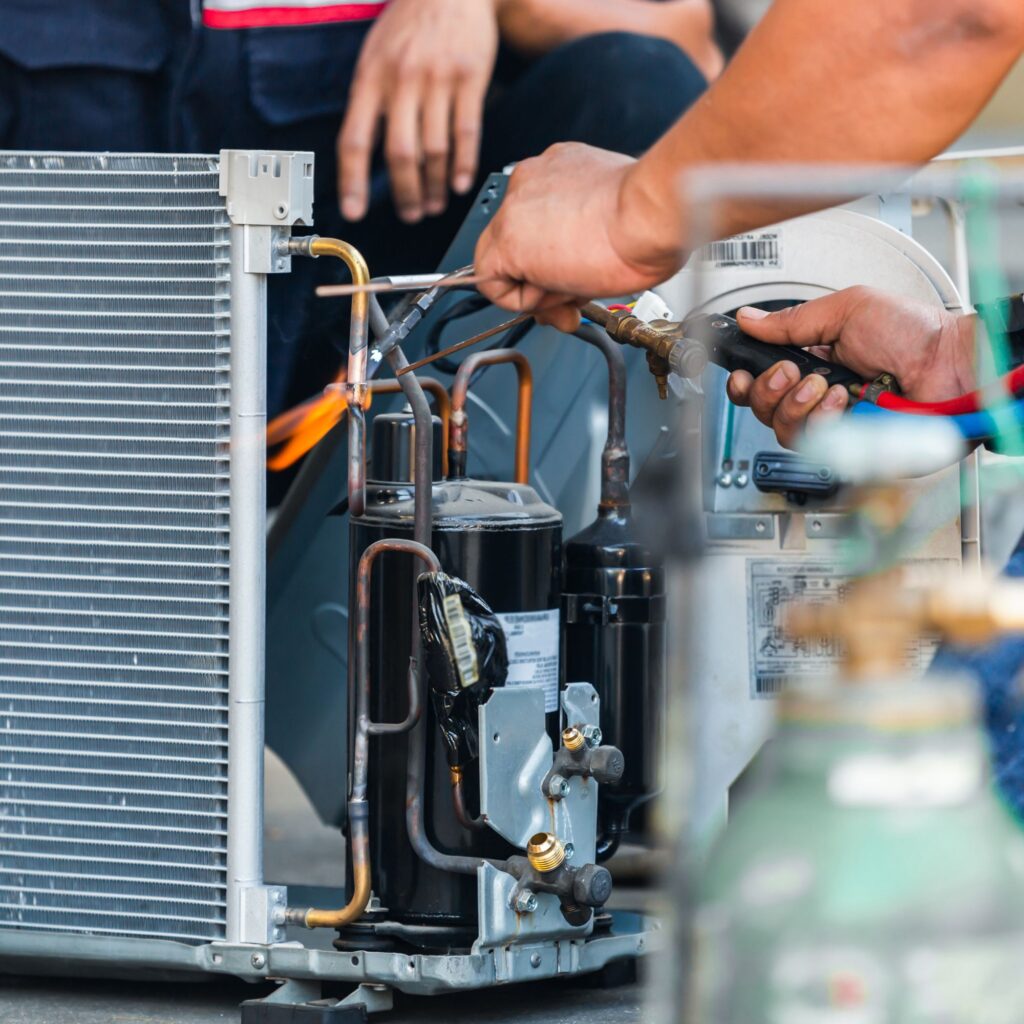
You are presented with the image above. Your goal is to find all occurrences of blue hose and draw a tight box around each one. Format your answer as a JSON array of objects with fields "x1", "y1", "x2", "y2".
[{"x1": 850, "y1": 397, "x2": 1024, "y2": 442}]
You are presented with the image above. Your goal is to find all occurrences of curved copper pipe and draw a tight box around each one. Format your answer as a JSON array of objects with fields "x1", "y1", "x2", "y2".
[
  {"x1": 368, "y1": 377, "x2": 451, "y2": 476},
  {"x1": 448, "y1": 350, "x2": 532, "y2": 484},
  {"x1": 288, "y1": 538, "x2": 440, "y2": 929},
  {"x1": 450, "y1": 766, "x2": 486, "y2": 832},
  {"x1": 308, "y1": 237, "x2": 371, "y2": 517}
]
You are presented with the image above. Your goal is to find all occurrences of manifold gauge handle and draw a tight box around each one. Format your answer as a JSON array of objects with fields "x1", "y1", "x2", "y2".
[{"x1": 683, "y1": 312, "x2": 868, "y2": 393}]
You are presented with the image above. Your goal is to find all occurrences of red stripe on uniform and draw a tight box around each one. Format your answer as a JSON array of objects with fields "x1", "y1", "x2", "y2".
[{"x1": 203, "y1": 2, "x2": 387, "y2": 28}]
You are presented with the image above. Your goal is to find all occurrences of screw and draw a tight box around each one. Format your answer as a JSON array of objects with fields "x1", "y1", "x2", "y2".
[
  {"x1": 564, "y1": 843, "x2": 575, "y2": 862},
  {"x1": 582, "y1": 725, "x2": 602, "y2": 749},
  {"x1": 717, "y1": 471, "x2": 733, "y2": 488},
  {"x1": 548, "y1": 775, "x2": 570, "y2": 799},
  {"x1": 515, "y1": 890, "x2": 539, "y2": 914},
  {"x1": 755, "y1": 521, "x2": 767, "y2": 534},
  {"x1": 530, "y1": 953, "x2": 542, "y2": 968},
  {"x1": 250, "y1": 953, "x2": 266, "y2": 969},
  {"x1": 735, "y1": 472, "x2": 749, "y2": 488}
]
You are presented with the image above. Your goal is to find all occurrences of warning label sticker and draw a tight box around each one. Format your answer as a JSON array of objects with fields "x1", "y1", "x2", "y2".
[
  {"x1": 699, "y1": 231, "x2": 782, "y2": 270},
  {"x1": 747, "y1": 560, "x2": 947, "y2": 698},
  {"x1": 497, "y1": 609, "x2": 560, "y2": 714}
]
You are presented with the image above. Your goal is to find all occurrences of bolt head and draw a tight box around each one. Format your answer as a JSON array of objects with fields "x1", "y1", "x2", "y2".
[
  {"x1": 582, "y1": 725, "x2": 603, "y2": 748},
  {"x1": 515, "y1": 890, "x2": 538, "y2": 914},
  {"x1": 564, "y1": 843, "x2": 575, "y2": 861},
  {"x1": 548, "y1": 774, "x2": 569, "y2": 799},
  {"x1": 530, "y1": 953, "x2": 542, "y2": 968},
  {"x1": 250, "y1": 952, "x2": 266, "y2": 969}
]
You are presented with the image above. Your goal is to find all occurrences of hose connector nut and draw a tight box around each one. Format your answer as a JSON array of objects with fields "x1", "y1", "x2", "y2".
[
  {"x1": 562, "y1": 726, "x2": 585, "y2": 752},
  {"x1": 527, "y1": 832, "x2": 566, "y2": 874}
]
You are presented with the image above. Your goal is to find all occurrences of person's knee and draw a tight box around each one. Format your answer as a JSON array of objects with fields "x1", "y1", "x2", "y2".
[{"x1": 539, "y1": 31, "x2": 708, "y2": 152}]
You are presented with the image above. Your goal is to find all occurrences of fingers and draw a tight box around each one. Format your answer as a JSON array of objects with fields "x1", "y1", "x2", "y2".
[
  {"x1": 421, "y1": 78, "x2": 452, "y2": 217},
  {"x1": 732, "y1": 360, "x2": 849, "y2": 449},
  {"x1": 337, "y1": 73, "x2": 382, "y2": 222},
  {"x1": 736, "y1": 289, "x2": 866, "y2": 348},
  {"x1": 386, "y1": 76, "x2": 424, "y2": 223},
  {"x1": 452, "y1": 71, "x2": 486, "y2": 196}
]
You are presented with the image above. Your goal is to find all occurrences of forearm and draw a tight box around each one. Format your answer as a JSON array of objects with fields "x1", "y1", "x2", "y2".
[
  {"x1": 497, "y1": 0, "x2": 667, "y2": 56},
  {"x1": 623, "y1": 0, "x2": 1024, "y2": 259}
]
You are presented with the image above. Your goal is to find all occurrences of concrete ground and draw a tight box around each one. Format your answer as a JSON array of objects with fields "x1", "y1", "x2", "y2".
[{"x1": 0, "y1": 975, "x2": 645, "y2": 1024}]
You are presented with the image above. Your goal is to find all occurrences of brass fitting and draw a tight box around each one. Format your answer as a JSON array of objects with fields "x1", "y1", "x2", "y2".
[
  {"x1": 527, "y1": 832, "x2": 566, "y2": 874},
  {"x1": 562, "y1": 726, "x2": 585, "y2": 752}
]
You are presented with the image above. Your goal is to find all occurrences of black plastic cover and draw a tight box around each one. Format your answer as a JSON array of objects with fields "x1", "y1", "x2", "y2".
[{"x1": 418, "y1": 571, "x2": 509, "y2": 765}]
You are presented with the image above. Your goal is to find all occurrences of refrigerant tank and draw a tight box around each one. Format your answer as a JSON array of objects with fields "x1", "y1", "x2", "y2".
[{"x1": 345, "y1": 406, "x2": 563, "y2": 937}]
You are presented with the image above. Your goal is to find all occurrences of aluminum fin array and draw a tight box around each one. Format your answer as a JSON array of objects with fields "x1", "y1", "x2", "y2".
[{"x1": 0, "y1": 153, "x2": 231, "y2": 943}]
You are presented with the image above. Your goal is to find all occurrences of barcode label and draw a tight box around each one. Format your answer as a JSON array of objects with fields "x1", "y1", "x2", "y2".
[
  {"x1": 755, "y1": 675, "x2": 787, "y2": 697},
  {"x1": 700, "y1": 232, "x2": 781, "y2": 270},
  {"x1": 443, "y1": 593, "x2": 479, "y2": 688}
]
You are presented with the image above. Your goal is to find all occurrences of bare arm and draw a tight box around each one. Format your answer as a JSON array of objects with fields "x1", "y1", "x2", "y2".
[
  {"x1": 631, "y1": 0, "x2": 1024, "y2": 257},
  {"x1": 476, "y1": 0, "x2": 1024, "y2": 326}
]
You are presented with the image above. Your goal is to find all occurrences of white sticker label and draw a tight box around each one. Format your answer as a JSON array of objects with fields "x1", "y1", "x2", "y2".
[
  {"x1": 747, "y1": 560, "x2": 950, "y2": 698},
  {"x1": 699, "y1": 231, "x2": 782, "y2": 270},
  {"x1": 442, "y1": 593, "x2": 478, "y2": 688},
  {"x1": 497, "y1": 609, "x2": 560, "y2": 713}
]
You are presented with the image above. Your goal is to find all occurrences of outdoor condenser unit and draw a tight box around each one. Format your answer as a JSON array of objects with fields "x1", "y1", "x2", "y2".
[
  {"x1": 0, "y1": 152, "x2": 650, "y2": 1013},
  {"x1": 0, "y1": 149, "x2": 310, "y2": 953}
]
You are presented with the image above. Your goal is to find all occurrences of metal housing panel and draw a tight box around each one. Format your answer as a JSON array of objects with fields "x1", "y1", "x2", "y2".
[{"x1": 0, "y1": 152, "x2": 234, "y2": 944}]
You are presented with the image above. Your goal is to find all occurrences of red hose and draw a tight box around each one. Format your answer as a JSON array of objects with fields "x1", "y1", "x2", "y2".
[{"x1": 874, "y1": 364, "x2": 1024, "y2": 414}]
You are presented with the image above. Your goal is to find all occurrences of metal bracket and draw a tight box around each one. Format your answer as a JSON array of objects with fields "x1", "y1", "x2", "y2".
[
  {"x1": 240, "y1": 980, "x2": 393, "y2": 1023},
  {"x1": 478, "y1": 683, "x2": 600, "y2": 862},
  {"x1": 239, "y1": 885, "x2": 287, "y2": 945},
  {"x1": 474, "y1": 861, "x2": 590, "y2": 951},
  {"x1": 218, "y1": 150, "x2": 315, "y2": 273}
]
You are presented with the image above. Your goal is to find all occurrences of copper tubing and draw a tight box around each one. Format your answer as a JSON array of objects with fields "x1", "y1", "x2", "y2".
[
  {"x1": 296, "y1": 236, "x2": 371, "y2": 517},
  {"x1": 448, "y1": 350, "x2": 532, "y2": 483},
  {"x1": 450, "y1": 766, "x2": 486, "y2": 832},
  {"x1": 574, "y1": 324, "x2": 630, "y2": 512},
  {"x1": 287, "y1": 538, "x2": 440, "y2": 929},
  {"x1": 368, "y1": 377, "x2": 451, "y2": 476}
]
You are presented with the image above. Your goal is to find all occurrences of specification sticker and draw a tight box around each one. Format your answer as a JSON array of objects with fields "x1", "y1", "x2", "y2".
[
  {"x1": 497, "y1": 609, "x2": 560, "y2": 713},
  {"x1": 699, "y1": 231, "x2": 782, "y2": 270},
  {"x1": 747, "y1": 560, "x2": 947, "y2": 698}
]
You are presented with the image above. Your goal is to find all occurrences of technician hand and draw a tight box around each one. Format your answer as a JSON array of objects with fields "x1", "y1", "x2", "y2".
[
  {"x1": 725, "y1": 287, "x2": 977, "y2": 449},
  {"x1": 474, "y1": 143, "x2": 686, "y2": 333},
  {"x1": 338, "y1": 0, "x2": 499, "y2": 224}
]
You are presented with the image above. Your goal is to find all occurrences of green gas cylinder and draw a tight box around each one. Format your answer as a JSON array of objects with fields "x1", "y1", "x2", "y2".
[{"x1": 693, "y1": 674, "x2": 1024, "y2": 1023}]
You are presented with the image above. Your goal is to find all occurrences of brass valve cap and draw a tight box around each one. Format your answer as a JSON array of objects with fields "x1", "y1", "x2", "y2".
[
  {"x1": 527, "y1": 832, "x2": 566, "y2": 874},
  {"x1": 562, "y1": 726, "x2": 585, "y2": 752}
]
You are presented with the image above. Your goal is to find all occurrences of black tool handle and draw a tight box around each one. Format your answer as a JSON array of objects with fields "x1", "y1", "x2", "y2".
[{"x1": 684, "y1": 312, "x2": 865, "y2": 391}]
